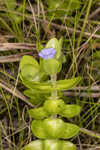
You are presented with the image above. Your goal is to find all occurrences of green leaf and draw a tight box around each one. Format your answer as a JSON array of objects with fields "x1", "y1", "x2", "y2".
[
  {"x1": 43, "y1": 118, "x2": 65, "y2": 138},
  {"x1": 24, "y1": 140, "x2": 42, "y2": 150},
  {"x1": 31, "y1": 120, "x2": 48, "y2": 139},
  {"x1": 43, "y1": 140, "x2": 76, "y2": 150},
  {"x1": 28, "y1": 107, "x2": 49, "y2": 119},
  {"x1": 21, "y1": 75, "x2": 81, "y2": 92},
  {"x1": 20, "y1": 55, "x2": 40, "y2": 81},
  {"x1": 20, "y1": 75, "x2": 52, "y2": 92},
  {"x1": 43, "y1": 140, "x2": 62, "y2": 150},
  {"x1": 24, "y1": 89, "x2": 49, "y2": 105},
  {"x1": 24, "y1": 89, "x2": 42, "y2": 105},
  {"x1": 43, "y1": 99, "x2": 65, "y2": 115},
  {"x1": 45, "y1": 38, "x2": 62, "y2": 60},
  {"x1": 24, "y1": 89, "x2": 38, "y2": 99},
  {"x1": 56, "y1": 37, "x2": 63, "y2": 59},
  {"x1": 21, "y1": 64, "x2": 39, "y2": 81},
  {"x1": 59, "y1": 105, "x2": 81, "y2": 118},
  {"x1": 61, "y1": 141, "x2": 76, "y2": 150},
  {"x1": 25, "y1": 140, "x2": 76, "y2": 150},
  {"x1": 43, "y1": 59, "x2": 62, "y2": 75},
  {"x1": 46, "y1": 0, "x2": 62, "y2": 9},
  {"x1": 24, "y1": 89, "x2": 44, "y2": 100},
  {"x1": 46, "y1": 38, "x2": 59, "y2": 51},
  {"x1": 56, "y1": 77, "x2": 81, "y2": 90},
  {"x1": 61, "y1": 123, "x2": 80, "y2": 139},
  {"x1": 27, "y1": 98, "x2": 42, "y2": 105},
  {"x1": 24, "y1": 89, "x2": 49, "y2": 97},
  {"x1": 20, "y1": 55, "x2": 39, "y2": 70}
]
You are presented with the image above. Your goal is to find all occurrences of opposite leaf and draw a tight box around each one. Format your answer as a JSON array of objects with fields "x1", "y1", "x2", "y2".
[
  {"x1": 32, "y1": 119, "x2": 65, "y2": 139},
  {"x1": 21, "y1": 75, "x2": 81, "y2": 92},
  {"x1": 21, "y1": 64, "x2": 39, "y2": 81},
  {"x1": 24, "y1": 140, "x2": 42, "y2": 150},
  {"x1": 20, "y1": 55, "x2": 39, "y2": 70},
  {"x1": 20, "y1": 55, "x2": 40, "y2": 81},
  {"x1": 61, "y1": 141, "x2": 76, "y2": 150},
  {"x1": 43, "y1": 99, "x2": 65, "y2": 115},
  {"x1": 61, "y1": 123, "x2": 80, "y2": 139},
  {"x1": 31, "y1": 120, "x2": 48, "y2": 139},
  {"x1": 56, "y1": 77, "x2": 81, "y2": 90},
  {"x1": 59, "y1": 104, "x2": 81, "y2": 118},
  {"x1": 25, "y1": 140, "x2": 76, "y2": 150},
  {"x1": 20, "y1": 75, "x2": 52, "y2": 92},
  {"x1": 43, "y1": 140, "x2": 76, "y2": 150},
  {"x1": 43, "y1": 118, "x2": 65, "y2": 138},
  {"x1": 28, "y1": 107, "x2": 49, "y2": 119},
  {"x1": 24, "y1": 89, "x2": 48, "y2": 105},
  {"x1": 43, "y1": 139, "x2": 61, "y2": 150}
]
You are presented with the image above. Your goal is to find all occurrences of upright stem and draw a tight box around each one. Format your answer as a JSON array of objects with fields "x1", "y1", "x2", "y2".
[
  {"x1": 51, "y1": 74, "x2": 57, "y2": 100},
  {"x1": 50, "y1": 74, "x2": 57, "y2": 118}
]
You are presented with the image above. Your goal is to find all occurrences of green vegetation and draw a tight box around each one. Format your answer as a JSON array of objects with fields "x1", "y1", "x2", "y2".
[{"x1": 0, "y1": 0, "x2": 100, "y2": 149}]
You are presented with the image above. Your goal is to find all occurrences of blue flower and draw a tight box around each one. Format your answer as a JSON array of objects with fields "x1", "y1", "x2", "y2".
[{"x1": 39, "y1": 48, "x2": 56, "y2": 59}]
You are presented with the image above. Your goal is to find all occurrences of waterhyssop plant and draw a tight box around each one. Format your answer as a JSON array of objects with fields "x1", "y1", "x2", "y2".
[{"x1": 19, "y1": 38, "x2": 81, "y2": 150}]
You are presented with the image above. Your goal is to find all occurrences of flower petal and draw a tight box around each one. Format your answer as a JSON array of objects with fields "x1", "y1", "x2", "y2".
[{"x1": 39, "y1": 48, "x2": 56, "y2": 59}]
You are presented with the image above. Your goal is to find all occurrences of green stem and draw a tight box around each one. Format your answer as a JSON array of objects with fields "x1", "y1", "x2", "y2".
[
  {"x1": 51, "y1": 74, "x2": 57, "y2": 100},
  {"x1": 50, "y1": 74, "x2": 57, "y2": 118}
]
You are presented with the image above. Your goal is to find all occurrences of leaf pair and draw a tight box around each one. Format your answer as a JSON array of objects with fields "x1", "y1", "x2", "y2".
[
  {"x1": 31, "y1": 118, "x2": 80, "y2": 139},
  {"x1": 20, "y1": 73, "x2": 81, "y2": 105},
  {"x1": 21, "y1": 75, "x2": 81, "y2": 92},
  {"x1": 28, "y1": 99, "x2": 81, "y2": 119},
  {"x1": 25, "y1": 139, "x2": 76, "y2": 150}
]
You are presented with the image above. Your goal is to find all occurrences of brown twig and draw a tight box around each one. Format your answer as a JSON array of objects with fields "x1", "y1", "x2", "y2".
[
  {"x1": 72, "y1": 86, "x2": 100, "y2": 91},
  {"x1": 63, "y1": 84, "x2": 100, "y2": 98},
  {"x1": 63, "y1": 91, "x2": 100, "y2": 98},
  {"x1": 45, "y1": 21, "x2": 100, "y2": 39},
  {"x1": 0, "y1": 43, "x2": 36, "y2": 51}
]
